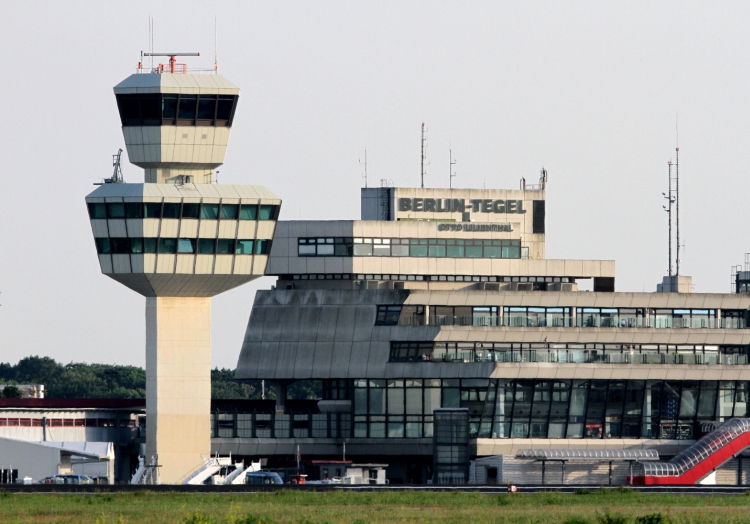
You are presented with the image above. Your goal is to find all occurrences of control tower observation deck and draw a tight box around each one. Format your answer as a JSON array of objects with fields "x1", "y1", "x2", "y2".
[{"x1": 85, "y1": 55, "x2": 281, "y2": 483}]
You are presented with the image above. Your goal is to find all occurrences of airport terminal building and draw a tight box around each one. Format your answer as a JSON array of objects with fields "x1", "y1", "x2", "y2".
[{"x1": 220, "y1": 186, "x2": 750, "y2": 484}]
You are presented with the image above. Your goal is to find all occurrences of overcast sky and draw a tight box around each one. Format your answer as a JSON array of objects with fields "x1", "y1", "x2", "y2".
[{"x1": 1, "y1": 1, "x2": 749, "y2": 369}]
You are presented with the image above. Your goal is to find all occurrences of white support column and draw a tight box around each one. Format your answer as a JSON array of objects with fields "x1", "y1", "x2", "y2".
[{"x1": 145, "y1": 297, "x2": 212, "y2": 484}]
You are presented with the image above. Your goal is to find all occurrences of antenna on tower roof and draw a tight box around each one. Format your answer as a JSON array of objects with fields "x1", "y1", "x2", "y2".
[
  {"x1": 359, "y1": 149, "x2": 368, "y2": 188},
  {"x1": 420, "y1": 123, "x2": 429, "y2": 188},
  {"x1": 449, "y1": 148, "x2": 457, "y2": 189},
  {"x1": 150, "y1": 16, "x2": 154, "y2": 70},
  {"x1": 214, "y1": 16, "x2": 218, "y2": 73}
]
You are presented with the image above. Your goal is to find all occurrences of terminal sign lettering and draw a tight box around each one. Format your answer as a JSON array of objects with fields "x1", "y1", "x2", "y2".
[{"x1": 398, "y1": 198, "x2": 526, "y2": 214}]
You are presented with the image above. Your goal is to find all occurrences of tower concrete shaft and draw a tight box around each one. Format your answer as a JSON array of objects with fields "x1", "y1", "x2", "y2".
[{"x1": 146, "y1": 297, "x2": 211, "y2": 483}]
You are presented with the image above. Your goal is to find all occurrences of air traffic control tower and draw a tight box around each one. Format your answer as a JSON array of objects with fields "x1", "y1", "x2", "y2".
[{"x1": 85, "y1": 54, "x2": 281, "y2": 483}]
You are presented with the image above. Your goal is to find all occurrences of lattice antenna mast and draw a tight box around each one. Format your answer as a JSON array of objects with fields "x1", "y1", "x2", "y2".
[
  {"x1": 676, "y1": 145, "x2": 680, "y2": 275},
  {"x1": 359, "y1": 150, "x2": 368, "y2": 188},
  {"x1": 662, "y1": 160, "x2": 675, "y2": 277},
  {"x1": 420, "y1": 123, "x2": 429, "y2": 188},
  {"x1": 449, "y1": 149, "x2": 457, "y2": 189},
  {"x1": 675, "y1": 147, "x2": 681, "y2": 276}
]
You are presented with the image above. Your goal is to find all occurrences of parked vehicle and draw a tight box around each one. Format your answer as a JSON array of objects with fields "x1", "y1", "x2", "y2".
[
  {"x1": 245, "y1": 471, "x2": 283, "y2": 485},
  {"x1": 38, "y1": 474, "x2": 93, "y2": 485}
]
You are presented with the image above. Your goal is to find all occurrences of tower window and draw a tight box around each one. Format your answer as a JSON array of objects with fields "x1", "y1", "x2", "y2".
[{"x1": 115, "y1": 94, "x2": 238, "y2": 127}]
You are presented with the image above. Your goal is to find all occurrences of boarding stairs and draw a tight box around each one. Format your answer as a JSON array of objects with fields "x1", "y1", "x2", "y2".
[
  {"x1": 631, "y1": 418, "x2": 750, "y2": 485},
  {"x1": 182, "y1": 455, "x2": 233, "y2": 485},
  {"x1": 227, "y1": 461, "x2": 262, "y2": 485},
  {"x1": 130, "y1": 456, "x2": 159, "y2": 485}
]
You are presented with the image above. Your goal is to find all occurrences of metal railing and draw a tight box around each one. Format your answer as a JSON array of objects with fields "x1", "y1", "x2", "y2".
[
  {"x1": 411, "y1": 349, "x2": 748, "y2": 365},
  {"x1": 428, "y1": 315, "x2": 500, "y2": 327},
  {"x1": 410, "y1": 315, "x2": 747, "y2": 330},
  {"x1": 504, "y1": 316, "x2": 573, "y2": 328}
]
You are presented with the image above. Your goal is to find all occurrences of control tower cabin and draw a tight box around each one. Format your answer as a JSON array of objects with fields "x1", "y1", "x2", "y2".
[{"x1": 85, "y1": 54, "x2": 281, "y2": 483}]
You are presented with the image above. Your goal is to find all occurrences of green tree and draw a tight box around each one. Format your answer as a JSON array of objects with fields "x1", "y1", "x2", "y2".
[{"x1": 2, "y1": 385, "x2": 21, "y2": 398}]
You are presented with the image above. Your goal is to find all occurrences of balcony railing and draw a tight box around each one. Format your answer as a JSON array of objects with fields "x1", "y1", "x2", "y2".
[
  {"x1": 428, "y1": 315, "x2": 500, "y2": 327},
  {"x1": 409, "y1": 315, "x2": 746, "y2": 330},
  {"x1": 504, "y1": 316, "x2": 573, "y2": 328},
  {"x1": 416, "y1": 349, "x2": 749, "y2": 365}
]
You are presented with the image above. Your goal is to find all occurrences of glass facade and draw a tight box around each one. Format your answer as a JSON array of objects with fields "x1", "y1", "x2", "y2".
[
  {"x1": 298, "y1": 237, "x2": 522, "y2": 259},
  {"x1": 115, "y1": 93, "x2": 238, "y2": 127},
  {"x1": 87, "y1": 202, "x2": 277, "y2": 222},
  {"x1": 372, "y1": 305, "x2": 748, "y2": 330},
  {"x1": 389, "y1": 342, "x2": 750, "y2": 365},
  {"x1": 95, "y1": 238, "x2": 269, "y2": 255},
  {"x1": 346, "y1": 378, "x2": 750, "y2": 440},
  {"x1": 209, "y1": 379, "x2": 750, "y2": 441},
  {"x1": 504, "y1": 307, "x2": 572, "y2": 327}
]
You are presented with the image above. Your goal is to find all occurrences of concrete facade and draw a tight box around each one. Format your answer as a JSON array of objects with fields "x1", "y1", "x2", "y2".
[
  {"x1": 146, "y1": 297, "x2": 211, "y2": 483},
  {"x1": 229, "y1": 186, "x2": 750, "y2": 484}
]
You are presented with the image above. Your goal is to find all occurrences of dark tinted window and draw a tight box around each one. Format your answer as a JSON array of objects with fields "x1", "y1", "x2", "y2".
[
  {"x1": 87, "y1": 203, "x2": 106, "y2": 219},
  {"x1": 115, "y1": 94, "x2": 238, "y2": 127},
  {"x1": 200, "y1": 204, "x2": 218, "y2": 219},
  {"x1": 159, "y1": 238, "x2": 177, "y2": 254},
  {"x1": 110, "y1": 238, "x2": 131, "y2": 254},
  {"x1": 162, "y1": 95, "x2": 178, "y2": 122},
  {"x1": 116, "y1": 95, "x2": 140, "y2": 125},
  {"x1": 197, "y1": 96, "x2": 216, "y2": 120},
  {"x1": 95, "y1": 238, "x2": 111, "y2": 254},
  {"x1": 217, "y1": 239, "x2": 234, "y2": 254},
  {"x1": 198, "y1": 239, "x2": 215, "y2": 254},
  {"x1": 533, "y1": 200, "x2": 545, "y2": 234},
  {"x1": 106, "y1": 203, "x2": 125, "y2": 219},
  {"x1": 144, "y1": 203, "x2": 162, "y2": 218},
  {"x1": 177, "y1": 95, "x2": 197, "y2": 122},
  {"x1": 255, "y1": 240, "x2": 269, "y2": 254},
  {"x1": 239, "y1": 204, "x2": 257, "y2": 220},
  {"x1": 182, "y1": 203, "x2": 200, "y2": 219},
  {"x1": 216, "y1": 96, "x2": 235, "y2": 124},
  {"x1": 220, "y1": 204, "x2": 238, "y2": 219},
  {"x1": 259, "y1": 205, "x2": 277, "y2": 220},
  {"x1": 125, "y1": 203, "x2": 143, "y2": 218},
  {"x1": 139, "y1": 94, "x2": 161, "y2": 124},
  {"x1": 162, "y1": 203, "x2": 180, "y2": 219},
  {"x1": 143, "y1": 238, "x2": 157, "y2": 253}
]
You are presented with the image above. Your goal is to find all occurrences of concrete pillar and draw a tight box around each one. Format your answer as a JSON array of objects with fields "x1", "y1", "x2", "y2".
[{"x1": 145, "y1": 297, "x2": 212, "y2": 484}]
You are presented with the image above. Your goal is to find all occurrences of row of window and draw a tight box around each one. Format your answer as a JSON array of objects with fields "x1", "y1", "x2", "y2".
[
  {"x1": 388, "y1": 341, "x2": 750, "y2": 365},
  {"x1": 94, "y1": 237, "x2": 269, "y2": 255},
  {"x1": 0, "y1": 418, "x2": 134, "y2": 428},
  {"x1": 374, "y1": 305, "x2": 749, "y2": 329},
  {"x1": 298, "y1": 237, "x2": 524, "y2": 259},
  {"x1": 115, "y1": 93, "x2": 238, "y2": 127},
  {"x1": 208, "y1": 379, "x2": 750, "y2": 440},
  {"x1": 347, "y1": 378, "x2": 750, "y2": 440},
  {"x1": 287, "y1": 274, "x2": 572, "y2": 283},
  {"x1": 87, "y1": 202, "x2": 278, "y2": 221}
]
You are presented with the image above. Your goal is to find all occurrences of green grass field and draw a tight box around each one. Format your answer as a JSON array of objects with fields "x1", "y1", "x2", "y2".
[{"x1": 2, "y1": 489, "x2": 750, "y2": 523}]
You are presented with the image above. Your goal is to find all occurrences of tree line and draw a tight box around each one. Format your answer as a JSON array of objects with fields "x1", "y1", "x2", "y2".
[{"x1": 0, "y1": 356, "x2": 320, "y2": 400}]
